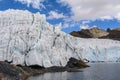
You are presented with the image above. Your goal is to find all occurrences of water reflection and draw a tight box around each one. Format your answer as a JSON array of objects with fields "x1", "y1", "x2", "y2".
[
  {"x1": 28, "y1": 63, "x2": 120, "y2": 80},
  {"x1": 28, "y1": 72, "x2": 68, "y2": 80}
]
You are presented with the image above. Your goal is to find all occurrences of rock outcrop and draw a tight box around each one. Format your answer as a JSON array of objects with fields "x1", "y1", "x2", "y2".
[
  {"x1": 0, "y1": 61, "x2": 29, "y2": 80},
  {"x1": 100, "y1": 28, "x2": 120, "y2": 41},
  {"x1": 70, "y1": 27, "x2": 120, "y2": 41},
  {"x1": 66, "y1": 57, "x2": 89, "y2": 68},
  {"x1": 70, "y1": 27, "x2": 109, "y2": 38}
]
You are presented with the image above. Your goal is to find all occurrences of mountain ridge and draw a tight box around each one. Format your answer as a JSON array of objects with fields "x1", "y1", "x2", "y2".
[{"x1": 70, "y1": 27, "x2": 120, "y2": 41}]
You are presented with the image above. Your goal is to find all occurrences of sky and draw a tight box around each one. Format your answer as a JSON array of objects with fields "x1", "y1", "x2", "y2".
[{"x1": 0, "y1": 0, "x2": 120, "y2": 33}]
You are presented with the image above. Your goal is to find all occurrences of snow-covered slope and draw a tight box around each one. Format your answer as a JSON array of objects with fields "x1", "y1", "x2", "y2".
[{"x1": 0, "y1": 10, "x2": 120, "y2": 67}]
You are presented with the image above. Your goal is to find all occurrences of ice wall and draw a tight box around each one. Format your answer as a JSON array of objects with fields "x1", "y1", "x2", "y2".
[{"x1": 0, "y1": 9, "x2": 120, "y2": 67}]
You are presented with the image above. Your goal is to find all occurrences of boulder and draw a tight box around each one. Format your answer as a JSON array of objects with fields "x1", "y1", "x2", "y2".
[{"x1": 66, "y1": 57, "x2": 89, "y2": 68}]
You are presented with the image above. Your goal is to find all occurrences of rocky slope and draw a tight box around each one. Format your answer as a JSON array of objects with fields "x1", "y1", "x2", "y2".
[
  {"x1": 0, "y1": 9, "x2": 120, "y2": 68},
  {"x1": 70, "y1": 27, "x2": 120, "y2": 41},
  {"x1": 100, "y1": 28, "x2": 120, "y2": 41},
  {"x1": 70, "y1": 27, "x2": 109, "y2": 38}
]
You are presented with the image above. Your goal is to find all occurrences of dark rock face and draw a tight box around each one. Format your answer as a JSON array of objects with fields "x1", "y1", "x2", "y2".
[
  {"x1": 70, "y1": 27, "x2": 120, "y2": 41},
  {"x1": 66, "y1": 57, "x2": 89, "y2": 68},
  {"x1": 0, "y1": 61, "x2": 29, "y2": 80},
  {"x1": 0, "y1": 62, "x2": 46, "y2": 80},
  {"x1": 21, "y1": 66, "x2": 46, "y2": 76},
  {"x1": 70, "y1": 27, "x2": 108, "y2": 38},
  {"x1": 70, "y1": 31, "x2": 92, "y2": 38},
  {"x1": 28, "y1": 65, "x2": 45, "y2": 69},
  {"x1": 47, "y1": 66, "x2": 67, "y2": 72},
  {"x1": 100, "y1": 28, "x2": 120, "y2": 41}
]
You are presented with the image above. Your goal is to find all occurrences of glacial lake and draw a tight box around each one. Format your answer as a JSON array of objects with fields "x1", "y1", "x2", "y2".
[{"x1": 28, "y1": 63, "x2": 120, "y2": 80}]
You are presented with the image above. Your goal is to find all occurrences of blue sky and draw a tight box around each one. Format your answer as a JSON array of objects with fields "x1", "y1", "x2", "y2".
[{"x1": 0, "y1": 0, "x2": 120, "y2": 33}]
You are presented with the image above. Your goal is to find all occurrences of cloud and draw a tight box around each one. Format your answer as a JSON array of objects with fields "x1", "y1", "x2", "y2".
[
  {"x1": 62, "y1": 20, "x2": 81, "y2": 29},
  {"x1": 62, "y1": 23, "x2": 69, "y2": 28},
  {"x1": 99, "y1": 16, "x2": 113, "y2": 21},
  {"x1": 58, "y1": 0, "x2": 120, "y2": 21},
  {"x1": 82, "y1": 20, "x2": 91, "y2": 24},
  {"x1": 47, "y1": 11, "x2": 66, "y2": 20},
  {"x1": 80, "y1": 25, "x2": 89, "y2": 29},
  {"x1": 62, "y1": 22, "x2": 77, "y2": 29},
  {"x1": 15, "y1": 0, "x2": 45, "y2": 9},
  {"x1": 80, "y1": 25, "x2": 99, "y2": 30},
  {"x1": 115, "y1": 13, "x2": 120, "y2": 20}
]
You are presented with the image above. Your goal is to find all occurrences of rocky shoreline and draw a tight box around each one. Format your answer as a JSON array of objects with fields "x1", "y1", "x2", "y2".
[{"x1": 0, "y1": 58, "x2": 89, "y2": 80}]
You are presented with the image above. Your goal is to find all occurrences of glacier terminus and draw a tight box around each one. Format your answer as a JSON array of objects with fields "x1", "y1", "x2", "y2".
[{"x1": 0, "y1": 10, "x2": 120, "y2": 67}]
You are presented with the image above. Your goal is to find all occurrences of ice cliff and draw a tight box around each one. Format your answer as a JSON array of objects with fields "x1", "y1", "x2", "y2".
[{"x1": 0, "y1": 10, "x2": 120, "y2": 67}]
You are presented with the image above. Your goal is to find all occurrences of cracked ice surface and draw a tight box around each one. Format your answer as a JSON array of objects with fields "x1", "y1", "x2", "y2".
[{"x1": 0, "y1": 9, "x2": 120, "y2": 67}]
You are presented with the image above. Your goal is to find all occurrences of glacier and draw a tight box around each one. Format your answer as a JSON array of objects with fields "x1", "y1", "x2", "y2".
[{"x1": 0, "y1": 9, "x2": 120, "y2": 67}]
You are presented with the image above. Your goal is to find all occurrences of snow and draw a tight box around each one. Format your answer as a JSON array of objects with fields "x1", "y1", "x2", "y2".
[{"x1": 0, "y1": 9, "x2": 120, "y2": 67}]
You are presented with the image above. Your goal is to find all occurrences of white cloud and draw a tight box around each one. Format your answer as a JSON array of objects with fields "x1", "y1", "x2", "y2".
[
  {"x1": 80, "y1": 25, "x2": 99, "y2": 30},
  {"x1": 80, "y1": 25, "x2": 89, "y2": 30},
  {"x1": 100, "y1": 16, "x2": 113, "y2": 21},
  {"x1": 15, "y1": 0, "x2": 45, "y2": 9},
  {"x1": 58, "y1": 0, "x2": 120, "y2": 21},
  {"x1": 82, "y1": 20, "x2": 91, "y2": 24},
  {"x1": 62, "y1": 20, "x2": 80, "y2": 29},
  {"x1": 62, "y1": 23, "x2": 69, "y2": 28},
  {"x1": 47, "y1": 11, "x2": 66, "y2": 20},
  {"x1": 115, "y1": 13, "x2": 120, "y2": 20}
]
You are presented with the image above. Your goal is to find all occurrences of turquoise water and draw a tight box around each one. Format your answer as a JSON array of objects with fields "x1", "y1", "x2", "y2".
[{"x1": 28, "y1": 63, "x2": 120, "y2": 80}]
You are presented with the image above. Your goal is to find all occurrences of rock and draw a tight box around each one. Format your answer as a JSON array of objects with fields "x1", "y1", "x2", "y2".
[
  {"x1": 21, "y1": 66, "x2": 46, "y2": 76},
  {"x1": 70, "y1": 31, "x2": 91, "y2": 38},
  {"x1": 45, "y1": 57, "x2": 89, "y2": 72},
  {"x1": 70, "y1": 27, "x2": 120, "y2": 41},
  {"x1": 0, "y1": 73, "x2": 8, "y2": 80},
  {"x1": 76, "y1": 60, "x2": 90, "y2": 68},
  {"x1": 70, "y1": 27, "x2": 108, "y2": 38},
  {"x1": 28, "y1": 65, "x2": 45, "y2": 69},
  {"x1": 0, "y1": 60, "x2": 89, "y2": 79},
  {"x1": 101, "y1": 28, "x2": 120, "y2": 41},
  {"x1": 47, "y1": 66, "x2": 66, "y2": 72},
  {"x1": 66, "y1": 57, "x2": 89, "y2": 68},
  {"x1": 0, "y1": 61, "x2": 29, "y2": 80}
]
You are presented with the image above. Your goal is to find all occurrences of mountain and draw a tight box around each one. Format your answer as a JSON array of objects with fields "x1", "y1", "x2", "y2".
[
  {"x1": 100, "y1": 28, "x2": 120, "y2": 41},
  {"x1": 0, "y1": 10, "x2": 120, "y2": 67},
  {"x1": 70, "y1": 27, "x2": 120, "y2": 41},
  {"x1": 70, "y1": 27, "x2": 109, "y2": 38}
]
